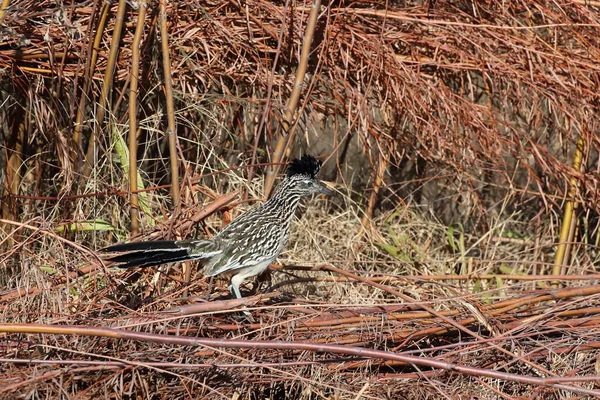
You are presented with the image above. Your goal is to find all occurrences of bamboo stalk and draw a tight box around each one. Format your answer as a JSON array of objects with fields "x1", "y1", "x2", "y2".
[
  {"x1": 73, "y1": 0, "x2": 107, "y2": 165},
  {"x1": 82, "y1": 0, "x2": 128, "y2": 178},
  {"x1": 159, "y1": 0, "x2": 180, "y2": 213},
  {"x1": 552, "y1": 133, "x2": 585, "y2": 282},
  {"x1": 128, "y1": 0, "x2": 148, "y2": 235},
  {"x1": 0, "y1": 0, "x2": 11, "y2": 24},
  {"x1": 0, "y1": 120, "x2": 25, "y2": 249},
  {"x1": 264, "y1": 0, "x2": 322, "y2": 197}
]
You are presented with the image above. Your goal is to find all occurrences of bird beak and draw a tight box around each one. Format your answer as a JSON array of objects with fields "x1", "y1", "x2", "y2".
[{"x1": 318, "y1": 181, "x2": 334, "y2": 195}]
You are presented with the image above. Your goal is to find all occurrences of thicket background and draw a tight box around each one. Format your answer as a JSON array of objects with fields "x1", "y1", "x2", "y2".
[{"x1": 1, "y1": 1, "x2": 600, "y2": 399}]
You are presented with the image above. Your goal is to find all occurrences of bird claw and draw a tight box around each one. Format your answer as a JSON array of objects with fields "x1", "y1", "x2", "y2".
[{"x1": 242, "y1": 308, "x2": 255, "y2": 323}]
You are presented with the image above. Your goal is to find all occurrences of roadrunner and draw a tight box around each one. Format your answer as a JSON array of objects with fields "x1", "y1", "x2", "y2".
[{"x1": 102, "y1": 155, "x2": 332, "y2": 300}]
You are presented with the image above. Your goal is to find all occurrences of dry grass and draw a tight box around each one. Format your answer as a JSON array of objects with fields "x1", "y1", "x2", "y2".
[
  {"x1": 2, "y1": 0, "x2": 600, "y2": 398},
  {"x1": 2, "y1": 169, "x2": 600, "y2": 398}
]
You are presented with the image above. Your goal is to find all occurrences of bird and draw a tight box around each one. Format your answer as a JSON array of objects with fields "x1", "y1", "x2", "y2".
[{"x1": 101, "y1": 155, "x2": 333, "y2": 301}]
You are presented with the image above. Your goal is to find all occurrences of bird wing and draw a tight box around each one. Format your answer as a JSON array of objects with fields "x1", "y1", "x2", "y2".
[{"x1": 204, "y1": 213, "x2": 287, "y2": 277}]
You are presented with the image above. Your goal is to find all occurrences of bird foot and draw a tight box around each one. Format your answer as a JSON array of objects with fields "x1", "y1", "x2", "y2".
[{"x1": 242, "y1": 308, "x2": 255, "y2": 323}]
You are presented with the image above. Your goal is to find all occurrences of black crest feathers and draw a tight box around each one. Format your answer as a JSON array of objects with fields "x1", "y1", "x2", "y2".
[{"x1": 286, "y1": 155, "x2": 321, "y2": 179}]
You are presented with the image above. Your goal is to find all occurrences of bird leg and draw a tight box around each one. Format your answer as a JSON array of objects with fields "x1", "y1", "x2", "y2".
[{"x1": 229, "y1": 274, "x2": 254, "y2": 321}]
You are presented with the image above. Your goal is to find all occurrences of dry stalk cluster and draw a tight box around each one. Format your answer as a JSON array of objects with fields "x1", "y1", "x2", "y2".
[{"x1": 1, "y1": 1, "x2": 600, "y2": 399}]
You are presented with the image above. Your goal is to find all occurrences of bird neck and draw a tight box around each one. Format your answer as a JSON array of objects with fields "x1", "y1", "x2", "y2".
[{"x1": 264, "y1": 178, "x2": 303, "y2": 216}]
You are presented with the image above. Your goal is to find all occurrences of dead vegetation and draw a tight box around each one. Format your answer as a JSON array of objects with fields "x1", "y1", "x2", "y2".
[{"x1": 2, "y1": 0, "x2": 600, "y2": 399}]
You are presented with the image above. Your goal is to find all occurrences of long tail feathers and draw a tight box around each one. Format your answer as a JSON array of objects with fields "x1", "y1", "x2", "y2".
[
  {"x1": 101, "y1": 239, "x2": 219, "y2": 269},
  {"x1": 103, "y1": 240, "x2": 182, "y2": 252}
]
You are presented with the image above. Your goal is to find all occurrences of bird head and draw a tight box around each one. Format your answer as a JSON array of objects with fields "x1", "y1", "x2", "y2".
[{"x1": 285, "y1": 155, "x2": 333, "y2": 196}]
